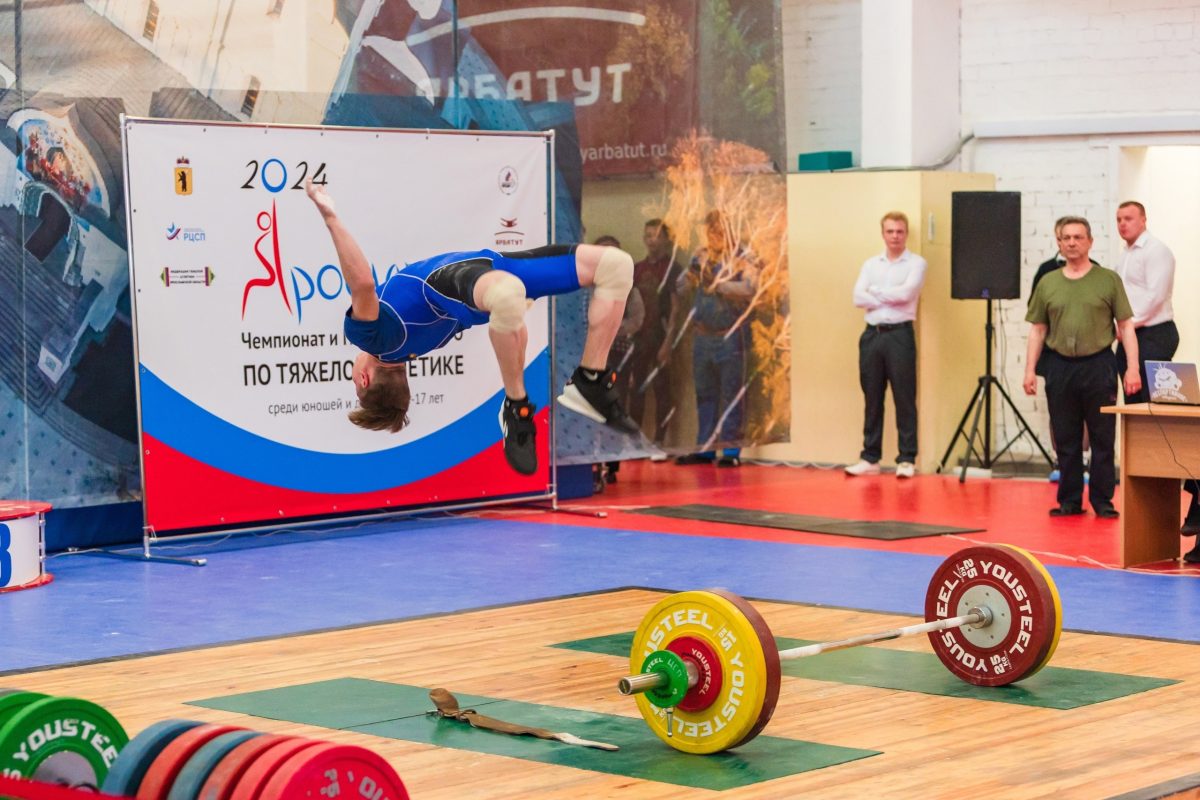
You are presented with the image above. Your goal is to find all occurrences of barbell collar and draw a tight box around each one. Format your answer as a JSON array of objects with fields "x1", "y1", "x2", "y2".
[{"x1": 618, "y1": 657, "x2": 699, "y2": 696}]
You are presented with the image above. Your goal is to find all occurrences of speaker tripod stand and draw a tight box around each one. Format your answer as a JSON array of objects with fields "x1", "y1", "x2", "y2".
[{"x1": 937, "y1": 301, "x2": 1055, "y2": 482}]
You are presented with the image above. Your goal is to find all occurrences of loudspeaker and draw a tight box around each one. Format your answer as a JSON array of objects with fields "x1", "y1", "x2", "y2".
[{"x1": 951, "y1": 191, "x2": 1021, "y2": 300}]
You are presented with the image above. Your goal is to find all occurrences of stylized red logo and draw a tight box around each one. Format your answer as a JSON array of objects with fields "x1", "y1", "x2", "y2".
[
  {"x1": 494, "y1": 215, "x2": 525, "y2": 247},
  {"x1": 498, "y1": 165, "x2": 518, "y2": 195},
  {"x1": 241, "y1": 200, "x2": 292, "y2": 317}
]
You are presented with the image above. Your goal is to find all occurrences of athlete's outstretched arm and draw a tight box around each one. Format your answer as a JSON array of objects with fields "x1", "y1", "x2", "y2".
[{"x1": 305, "y1": 179, "x2": 379, "y2": 322}]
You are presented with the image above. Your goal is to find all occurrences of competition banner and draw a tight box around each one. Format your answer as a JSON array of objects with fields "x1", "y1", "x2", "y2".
[{"x1": 123, "y1": 118, "x2": 553, "y2": 532}]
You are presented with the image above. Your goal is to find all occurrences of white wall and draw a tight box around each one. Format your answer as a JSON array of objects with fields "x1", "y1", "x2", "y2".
[
  {"x1": 781, "y1": 0, "x2": 862, "y2": 166},
  {"x1": 1135, "y1": 147, "x2": 1200, "y2": 365},
  {"x1": 860, "y1": 0, "x2": 913, "y2": 167}
]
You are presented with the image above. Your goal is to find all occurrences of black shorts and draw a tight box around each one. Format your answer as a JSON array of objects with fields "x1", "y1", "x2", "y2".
[
  {"x1": 425, "y1": 245, "x2": 579, "y2": 308},
  {"x1": 426, "y1": 258, "x2": 494, "y2": 309}
]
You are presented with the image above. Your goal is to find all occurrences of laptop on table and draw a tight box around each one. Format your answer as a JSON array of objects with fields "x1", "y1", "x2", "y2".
[{"x1": 1146, "y1": 361, "x2": 1200, "y2": 405}]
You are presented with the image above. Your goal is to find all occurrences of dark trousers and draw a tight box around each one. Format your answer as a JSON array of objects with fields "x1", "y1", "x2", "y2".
[
  {"x1": 693, "y1": 330, "x2": 746, "y2": 449},
  {"x1": 1116, "y1": 320, "x2": 1179, "y2": 405},
  {"x1": 1043, "y1": 350, "x2": 1118, "y2": 509},
  {"x1": 859, "y1": 323, "x2": 917, "y2": 464}
]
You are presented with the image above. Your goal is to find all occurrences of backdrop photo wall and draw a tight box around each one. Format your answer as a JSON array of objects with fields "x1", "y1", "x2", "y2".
[{"x1": 123, "y1": 118, "x2": 554, "y2": 532}]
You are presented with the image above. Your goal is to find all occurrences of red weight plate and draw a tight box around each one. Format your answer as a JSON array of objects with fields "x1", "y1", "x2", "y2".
[
  {"x1": 227, "y1": 738, "x2": 321, "y2": 800},
  {"x1": 924, "y1": 544, "x2": 1059, "y2": 687},
  {"x1": 666, "y1": 635, "x2": 724, "y2": 713},
  {"x1": 259, "y1": 743, "x2": 409, "y2": 800},
  {"x1": 706, "y1": 589, "x2": 781, "y2": 749},
  {"x1": 136, "y1": 723, "x2": 246, "y2": 800},
  {"x1": 195, "y1": 734, "x2": 296, "y2": 800}
]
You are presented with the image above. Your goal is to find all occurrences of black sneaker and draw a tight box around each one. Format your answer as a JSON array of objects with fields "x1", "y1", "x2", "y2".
[
  {"x1": 499, "y1": 397, "x2": 537, "y2": 475},
  {"x1": 556, "y1": 367, "x2": 639, "y2": 434}
]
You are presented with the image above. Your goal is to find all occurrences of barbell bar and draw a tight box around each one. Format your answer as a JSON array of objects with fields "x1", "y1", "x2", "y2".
[
  {"x1": 616, "y1": 543, "x2": 1063, "y2": 755},
  {"x1": 620, "y1": 605, "x2": 995, "y2": 700}
]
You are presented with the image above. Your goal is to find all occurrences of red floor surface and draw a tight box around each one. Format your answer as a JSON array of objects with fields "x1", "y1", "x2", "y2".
[{"x1": 505, "y1": 460, "x2": 1200, "y2": 574}]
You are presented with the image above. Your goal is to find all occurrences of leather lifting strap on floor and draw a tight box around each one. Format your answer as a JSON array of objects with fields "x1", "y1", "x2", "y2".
[{"x1": 428, "y1": 688, "x2": 618, "y2": 751}]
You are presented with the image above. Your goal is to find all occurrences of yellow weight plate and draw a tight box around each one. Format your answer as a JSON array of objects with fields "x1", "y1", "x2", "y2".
[
  {"x1": 630, "y1": 590, "x2": 779, "y2": 754},
  {"x1": 993, "y1": 543, "x2": 1063, "y2": 678}
]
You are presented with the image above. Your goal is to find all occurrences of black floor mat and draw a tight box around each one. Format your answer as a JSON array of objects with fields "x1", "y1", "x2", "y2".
[{"x1": 629, "y1": 504, "x2": 983, "y2": 540}]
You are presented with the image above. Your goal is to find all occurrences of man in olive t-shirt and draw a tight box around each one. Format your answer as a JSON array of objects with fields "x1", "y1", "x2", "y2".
[{"x1": 1024, "y1": 217, "x2": 1142, "y2": 518}]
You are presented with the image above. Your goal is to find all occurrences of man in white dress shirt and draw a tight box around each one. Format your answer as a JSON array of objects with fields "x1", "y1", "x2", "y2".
[
  {"x1": 1114, "y1": 201, "x2": 1178, "y2": 405},
  {"x1": 1114, "y1": 203, "x2": 1200, "y2": 552},
  {"x1": 845, "y1": 211, "x2": 927, "y2": 478}
]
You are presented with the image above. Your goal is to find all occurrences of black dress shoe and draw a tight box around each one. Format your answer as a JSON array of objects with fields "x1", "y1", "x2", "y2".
[
  {"x1": 1049, "y1": 504, "x2": 1085, "y2": 517},
  {"x1": 1182, "y1": 516, "x2": 1200, "y2": 536},
  {"x1": 1094, "y1": 505, "x2": 1120, "y2": 519},
  {"x1": 717, "y1": 456, "x2": 741, "y2": 468},
  {"x1": 1184, "y1": 544, "x2": 1200, "y2": 564}
]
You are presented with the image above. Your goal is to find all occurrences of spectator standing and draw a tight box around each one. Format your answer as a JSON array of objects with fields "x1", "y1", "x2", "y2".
[
  {"x1": 845, "y1": 211, "x2": 926, "y2": 479},
  {"x1": 1023, "y1": 217, "x2": 1141, "y2": 518}
]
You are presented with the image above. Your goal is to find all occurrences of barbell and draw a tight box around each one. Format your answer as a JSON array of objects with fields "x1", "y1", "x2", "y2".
[{"x1": 617, "y1": 543, "x2": 1063, "y2": 754}]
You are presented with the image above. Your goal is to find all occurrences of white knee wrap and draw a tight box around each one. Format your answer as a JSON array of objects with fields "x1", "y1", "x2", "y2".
[
  {"x1": 593, "y1": 247, "x2": 634, "y2": 301},
  {"x1": 483, "y1": 271, "x2": 528, "y2": 333}
]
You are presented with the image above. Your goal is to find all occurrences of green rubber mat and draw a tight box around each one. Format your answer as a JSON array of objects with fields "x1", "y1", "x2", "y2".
[
  {"x1": 628, "y1": 504, "x2": 982, "y2": 539},
  {"x1": 556, "y1": 632, "x2": 1178, "y2": 709},
  {"x1": 189, "y1": 678, "x2": 878, "y2": 790}
]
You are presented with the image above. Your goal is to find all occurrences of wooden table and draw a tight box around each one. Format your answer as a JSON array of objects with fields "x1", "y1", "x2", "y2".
[{"x1": 1102, "y1": 403, "x2": 1200, "y2": 566}]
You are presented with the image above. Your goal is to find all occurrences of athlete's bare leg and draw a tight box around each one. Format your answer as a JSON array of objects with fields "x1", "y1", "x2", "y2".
[{"x1": 573, "y1": 243, "x2": 631, "y2": 371}]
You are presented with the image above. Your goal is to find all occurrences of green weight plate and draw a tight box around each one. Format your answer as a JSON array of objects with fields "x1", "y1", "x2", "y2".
[
  {"x1": 100, "y1": 719, "x2": 200, "y2": 795},
  {"x1": 165, "y1": 730, "x2": 262, "y2": 800},
  {"x1": 0, "y1": 695, "x2": 128, "y2": 791},
  {"x1": 641, "y1": 650, "x2": 690, "y2": 708},
  {"x1": 0, "y1": 693, "x2": 48, "y2": 729}
]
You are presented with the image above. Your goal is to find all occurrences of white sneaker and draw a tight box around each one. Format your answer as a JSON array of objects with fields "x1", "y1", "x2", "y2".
[
  {"x1": 896, "y1": 462, "x2": 916, "y2": 479},
  {"x1": 844, "y1": 460, "x2": 881, "y2": 476}
]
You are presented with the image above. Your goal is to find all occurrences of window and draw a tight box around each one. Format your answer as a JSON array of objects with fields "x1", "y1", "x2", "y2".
[
  {"x1": 142, "y1": 0, "x2": 160, "y2": 41},
  {"x1": 267, "y1": 0, "x2": 285, "y2": 16},
  {"x1": 241, "y1": 77, "x2": 261, "y2": 117}
]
